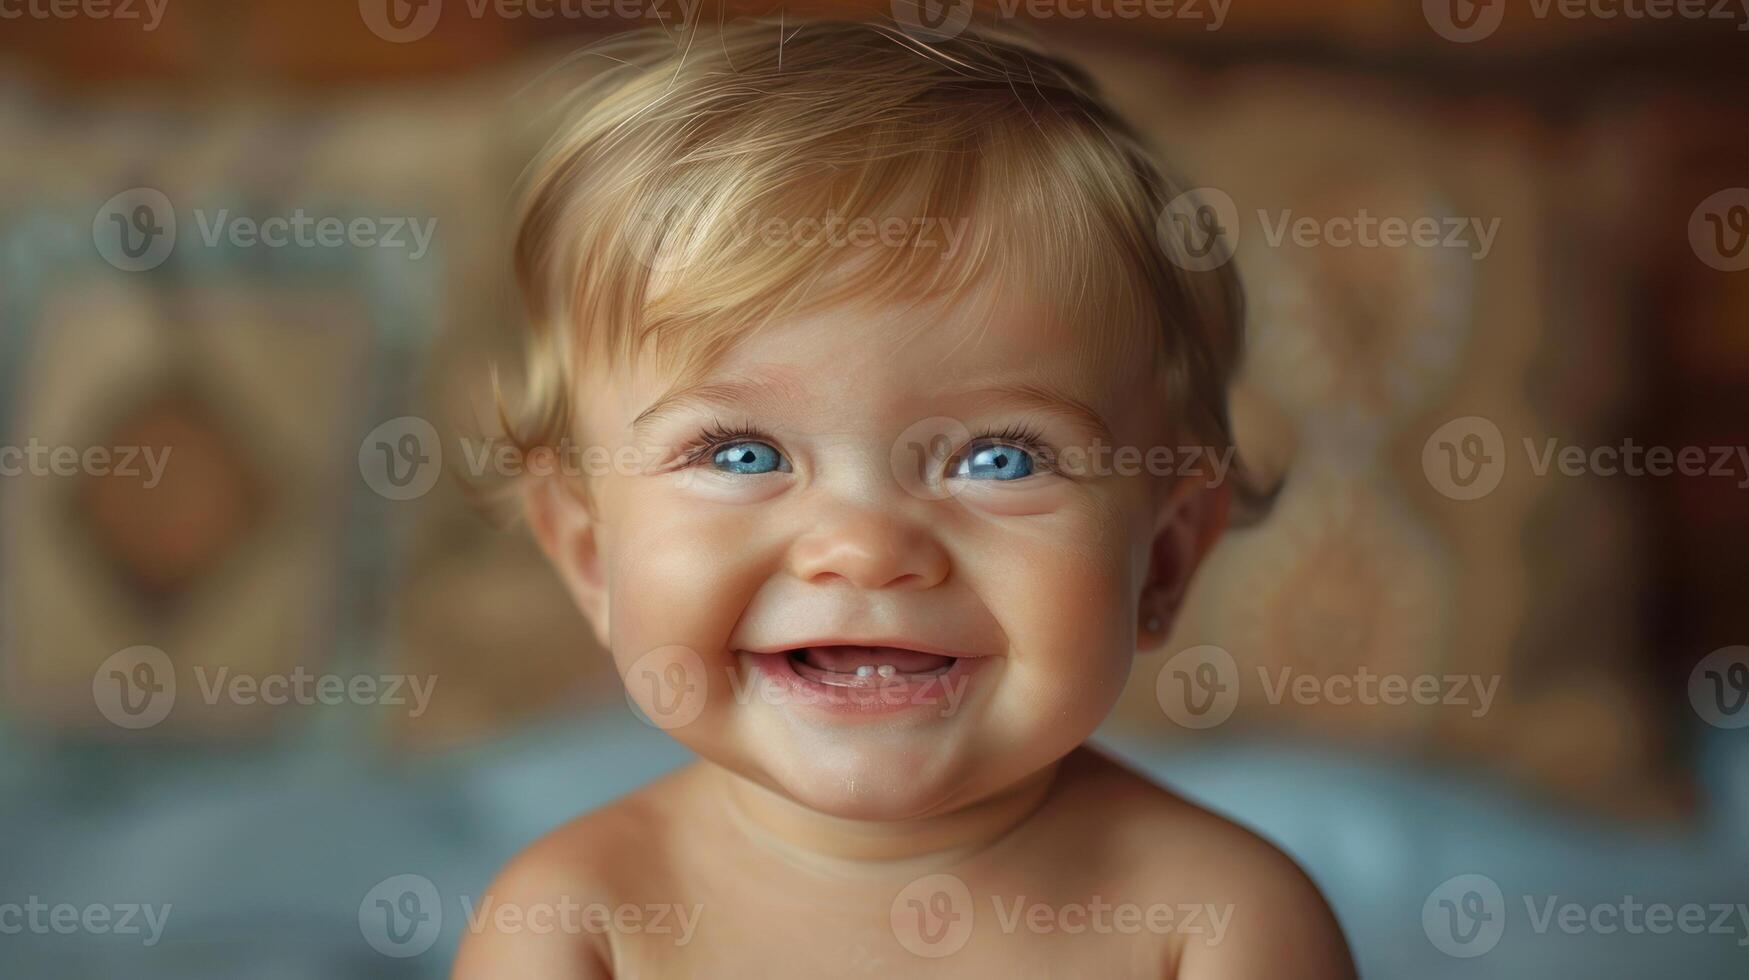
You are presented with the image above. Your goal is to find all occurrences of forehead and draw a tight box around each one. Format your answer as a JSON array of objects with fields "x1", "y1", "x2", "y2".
[
  {"x1": 598, "y1": 289, "x2": 1160, "y2": 434},
  {"x1": 738, "y1": 296, "x2": 1098, "y2": 376}
]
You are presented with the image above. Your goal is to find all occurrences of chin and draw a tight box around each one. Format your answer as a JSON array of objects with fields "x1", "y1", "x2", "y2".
[{"x1": 760, "y1": 741, "x2": 974, "y2": 821}]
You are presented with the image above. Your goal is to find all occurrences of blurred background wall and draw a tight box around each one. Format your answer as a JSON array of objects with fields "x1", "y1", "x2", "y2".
[{"x1": 1, "y1": 1, "x2": 1747, "y2": 977}]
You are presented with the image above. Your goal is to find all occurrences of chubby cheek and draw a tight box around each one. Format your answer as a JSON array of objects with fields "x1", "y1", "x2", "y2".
[
  {"x1": 597, "y1": 481, "x2": 771, "y2": 729},
  {"x1": 969, "y1": 500, "x2": 1140, "y2": 738}
]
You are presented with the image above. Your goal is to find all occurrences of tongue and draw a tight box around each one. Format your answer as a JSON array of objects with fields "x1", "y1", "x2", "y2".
[{"x1": 799, "y1": 645, "x2": 954, "y2": 674}]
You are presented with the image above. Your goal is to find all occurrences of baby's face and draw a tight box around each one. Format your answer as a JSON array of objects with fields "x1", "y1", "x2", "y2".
[{"x1": 541, "y1": 294, "x2": 1218, "y2": 820}]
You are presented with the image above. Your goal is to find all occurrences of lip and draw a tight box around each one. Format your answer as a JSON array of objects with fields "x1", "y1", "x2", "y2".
[
  {"x1": 736, "y1": 638, "x2": 988, "y2": 660},
  {"x1": 737, "y1": 646, "x2": 991, "y2": 717}
]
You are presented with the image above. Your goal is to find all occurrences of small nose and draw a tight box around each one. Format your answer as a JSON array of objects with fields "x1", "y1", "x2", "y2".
[{"x1": 786, "y1": 509, "x2": 950, "y2": 591}]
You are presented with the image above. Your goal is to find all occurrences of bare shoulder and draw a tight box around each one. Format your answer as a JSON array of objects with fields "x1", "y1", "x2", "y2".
[
  {"x1": 1051, "y1": 747, "x2": 1357, "y2": 979},
  {"x1": 451, "y1": 767, "x2": 692, "y2": 980}
]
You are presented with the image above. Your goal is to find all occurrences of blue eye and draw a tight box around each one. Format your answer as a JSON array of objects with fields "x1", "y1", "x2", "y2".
[
  {"x1": 955, "y1": 440, "x2": 1035, "y2": 481},
  {"x1": 712, "y1": 440, "x2": 788, "y2": 474}
]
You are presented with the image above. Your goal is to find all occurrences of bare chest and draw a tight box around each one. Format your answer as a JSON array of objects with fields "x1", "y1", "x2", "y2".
[{"x1": 600, "y1": 872, "x2": 1181, "y2": 979}]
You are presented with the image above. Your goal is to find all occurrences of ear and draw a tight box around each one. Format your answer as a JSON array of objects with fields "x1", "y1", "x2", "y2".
[
  {"x1": 522, "y1": 455, "x2": 610, "y2": 650},
  {"x1": 1136, "y1": 475, "x2": 1231, "y2": 653}
]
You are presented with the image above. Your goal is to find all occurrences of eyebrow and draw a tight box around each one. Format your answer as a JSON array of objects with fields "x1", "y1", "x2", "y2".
[
  {"x1": 630, "y1": 374, "x2": 1116, "y2": 442},
  {"x1": 960, "y1": 380, "x2": 1116, "y2": 443},
  {"x1": 630, "y1": 376, "x2": 796, "y2": 435}
]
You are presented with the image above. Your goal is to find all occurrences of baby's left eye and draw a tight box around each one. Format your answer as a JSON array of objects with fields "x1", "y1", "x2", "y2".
[
  {"x1": 712, "y1": 440, "x2": 788, "y2": 475},
  {"x1": 953, "y1": 440, "x2": 1036, "y2": 481}
]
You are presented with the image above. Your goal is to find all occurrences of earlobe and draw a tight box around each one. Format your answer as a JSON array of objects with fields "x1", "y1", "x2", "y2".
[
  {"x1": 522, "y1": 466, "x2": 610, "y2": 649},
  {"x1": 1136, "y1": 478, "x2": 1232, "y2": 653}
]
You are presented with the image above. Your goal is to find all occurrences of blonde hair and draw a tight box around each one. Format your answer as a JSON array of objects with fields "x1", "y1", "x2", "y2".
[{"x1": 500, "y1": 16, "x2": 1246, "y2": 499}]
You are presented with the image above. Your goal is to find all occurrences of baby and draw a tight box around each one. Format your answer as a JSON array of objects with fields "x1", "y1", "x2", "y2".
[{"x1": 456, "y1": 17, "x2": 1354, "y2": 979}]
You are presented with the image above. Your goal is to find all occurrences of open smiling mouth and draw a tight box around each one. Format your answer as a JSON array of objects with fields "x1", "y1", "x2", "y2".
[
  {"x1": 786, "y1": 645, "x2": 958, "y2": 688},
  {"x1": 738, "y1": 644, "x2": 982, "y2": 713}
]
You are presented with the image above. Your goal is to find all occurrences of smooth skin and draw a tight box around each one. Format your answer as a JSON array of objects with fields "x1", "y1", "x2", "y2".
[{"x1": 455, "y1": 289, "x2": 1356, "y2": 979}]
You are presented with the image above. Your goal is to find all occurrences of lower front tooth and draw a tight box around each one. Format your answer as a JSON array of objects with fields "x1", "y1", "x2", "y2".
[
  {"x1": 855, "y1": 665, "x2": 875, "y2": 678},
  {"x1": 876, "y1": 665, "x2": 896, "y2": 677}
]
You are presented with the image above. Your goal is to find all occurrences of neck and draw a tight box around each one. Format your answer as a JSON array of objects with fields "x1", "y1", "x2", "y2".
[{"x1": 708, "y1": 761, "x2": 1064, "y2": 875}]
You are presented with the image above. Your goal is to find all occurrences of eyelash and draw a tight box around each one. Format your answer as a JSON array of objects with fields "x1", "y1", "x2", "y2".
[
  {"x1": 674, "y1": 420, "x2": 774, "y2": 469},
  {"x1": 969, "y1": 422, "x2": 1046, "y2": 449},
  {"x1": 958, "y1": 422, "x2": 1053, "y2": 474},
  {"x1": 671, "y1": 420, "x2": 1055, "y2": 472}
]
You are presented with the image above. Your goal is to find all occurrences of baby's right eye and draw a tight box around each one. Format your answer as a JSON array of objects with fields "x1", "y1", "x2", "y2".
[{"x1": 712, "y1": 440, "x2": 788, "y2": 475}]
